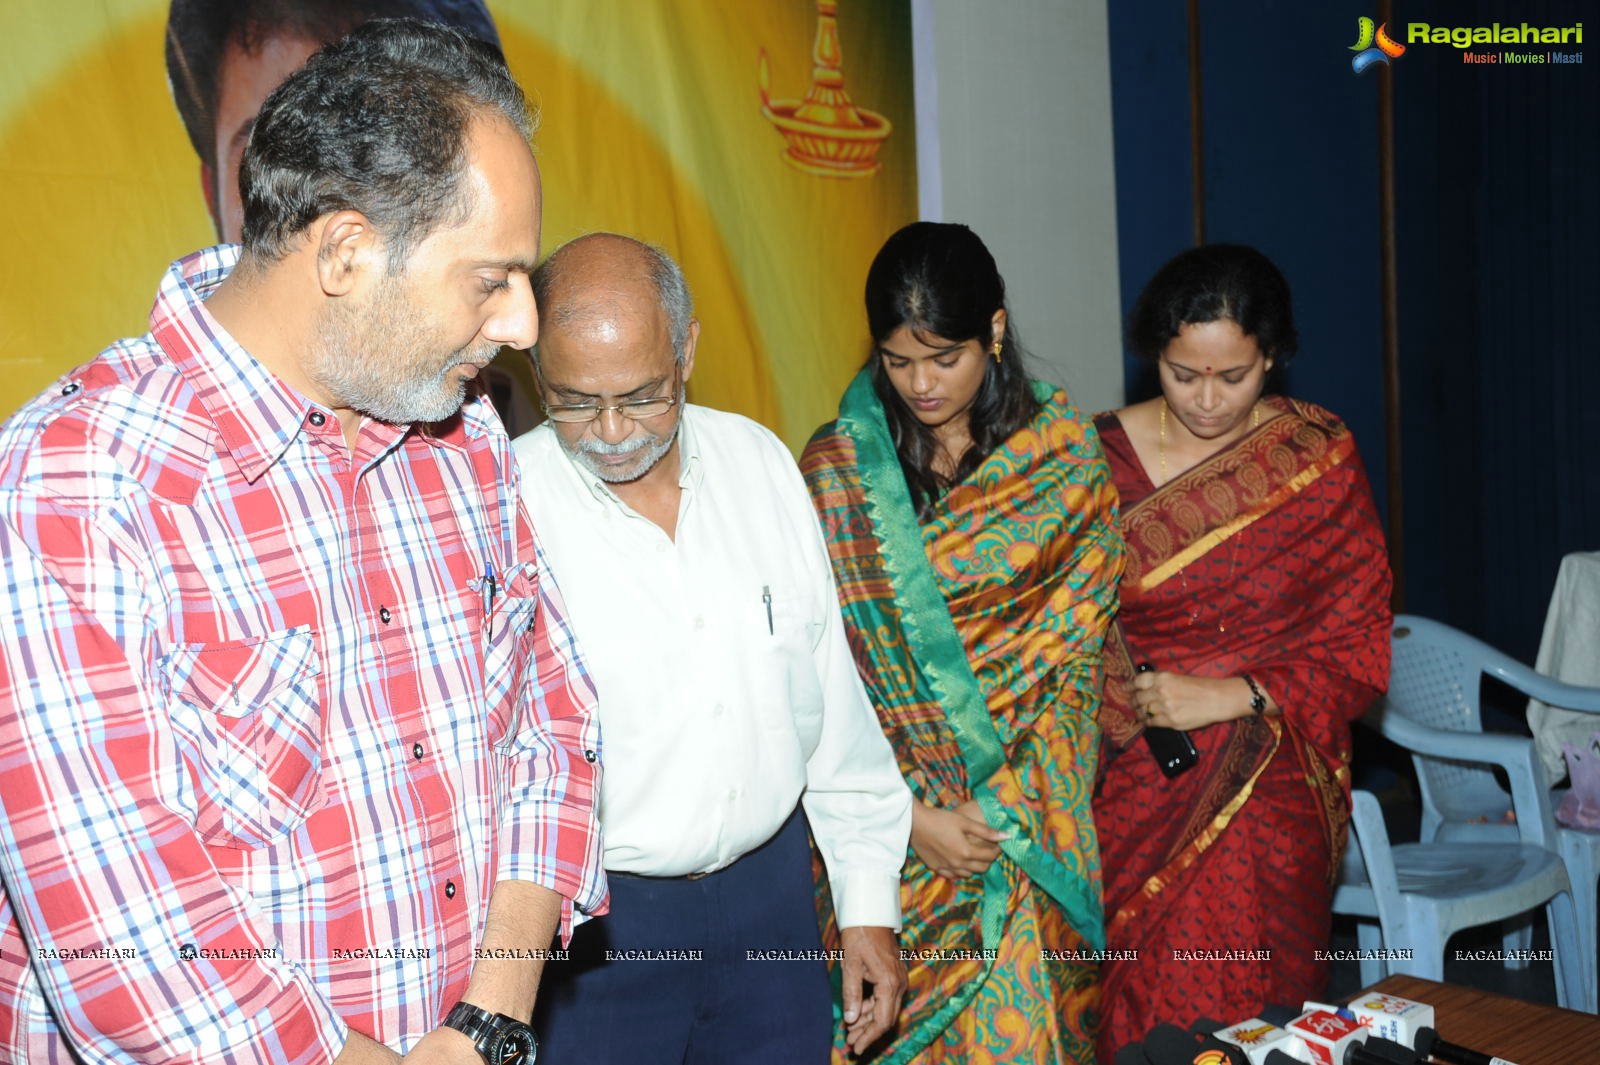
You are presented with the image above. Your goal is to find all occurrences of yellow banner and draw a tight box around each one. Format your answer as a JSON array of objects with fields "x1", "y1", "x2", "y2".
[{"x1": 0, "y1": 1, "x2": 917, "y2": 447}]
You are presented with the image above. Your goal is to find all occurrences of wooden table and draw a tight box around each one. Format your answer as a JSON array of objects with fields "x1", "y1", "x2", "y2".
[{"x1": 1352, "y1": 975, "x2": 1600, "y2": 1064}]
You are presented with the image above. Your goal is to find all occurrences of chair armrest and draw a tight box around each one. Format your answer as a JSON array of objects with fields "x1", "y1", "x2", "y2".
[
  {"x1": 1364, "y1": 702, "x2": 1558, "y2": 846},
  {"x1": 1486, "y1": 657, "x2": 1600, "y2": 712},
  {"x1": 1393, "y1": 614, "x2": 1600, "y2": 711}
]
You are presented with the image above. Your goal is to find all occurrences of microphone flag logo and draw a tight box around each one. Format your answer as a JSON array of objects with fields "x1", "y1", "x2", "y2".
[{"x1": 1350, "y1": 16, "x2": 1407, "y2": 73}]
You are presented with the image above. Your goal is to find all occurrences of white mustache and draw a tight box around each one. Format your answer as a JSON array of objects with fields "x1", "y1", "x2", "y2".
[{"x1": 576, "y1": 435, "x2": 655, "y2": 457}]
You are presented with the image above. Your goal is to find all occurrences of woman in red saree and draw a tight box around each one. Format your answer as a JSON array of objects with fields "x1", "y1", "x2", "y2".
[
  {"x1": 803, "y1": 223, "x2": 1122, "y2": 1064},
  {"x1": 1092, "y1": 245, "x2": 1392, "y2": 1058}
]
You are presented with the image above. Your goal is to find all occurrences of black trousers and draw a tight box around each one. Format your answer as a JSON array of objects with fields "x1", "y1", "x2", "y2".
[{"x1": 534, "y1": 808, "x2": 834, "y2": 1064}]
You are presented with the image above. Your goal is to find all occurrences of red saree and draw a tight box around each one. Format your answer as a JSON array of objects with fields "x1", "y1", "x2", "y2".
[{"x1": 1092, "y1": 397, "x2": 1391, "y2": 1059}]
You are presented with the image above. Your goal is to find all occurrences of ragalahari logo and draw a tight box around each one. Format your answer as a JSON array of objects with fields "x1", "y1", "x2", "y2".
[{"x1": 1350, "y1": 17, "x2": 1407, "y2": 73}]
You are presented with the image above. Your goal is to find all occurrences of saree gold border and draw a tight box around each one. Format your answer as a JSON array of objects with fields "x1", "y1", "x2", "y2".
[
  {"x1": 1106, "y1": 717, "x2": 1283, "y2": 939},
  {"x1": 1139, "y1": 434, "x2": 1354, "y2": 592}
]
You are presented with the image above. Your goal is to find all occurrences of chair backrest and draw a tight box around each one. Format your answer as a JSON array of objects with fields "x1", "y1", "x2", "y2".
[{"x1": 1386, "y1": 616, "x2": 1508, "y2": 828}]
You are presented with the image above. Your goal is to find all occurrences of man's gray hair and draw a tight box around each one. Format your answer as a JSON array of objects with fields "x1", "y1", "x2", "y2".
[{"x1": 530, "y1": 234, "x2": 694, "y2": 369}]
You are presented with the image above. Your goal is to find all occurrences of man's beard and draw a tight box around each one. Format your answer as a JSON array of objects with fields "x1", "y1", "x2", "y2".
[
  {"x1": 562, "y1": 415, "x2": 681, "y2": 484},
  {"x1": 310, "y1": 280, "x2": 496, "y2": 426}
]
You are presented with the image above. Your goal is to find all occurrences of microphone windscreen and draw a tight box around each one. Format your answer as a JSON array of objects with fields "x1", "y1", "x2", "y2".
[
  {"x1": 1144, "y1": 1024, "x2": 1203, "y2": 1064},
  {"x1": 1258, "y1": 1004, "x2": 1300, "y2": 1028},
  {"x1": 1360, "y1": 1035, "x2": 1421, "y2": 1064},
  {"x1": 1114, "y1": 1043, "x2": 1152, "y2": 1065}
]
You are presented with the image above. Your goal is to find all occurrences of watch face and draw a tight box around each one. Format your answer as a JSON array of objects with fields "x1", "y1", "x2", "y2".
[{"x1": 485, "y1": 1025, "x2": 536, "y2": 1065}]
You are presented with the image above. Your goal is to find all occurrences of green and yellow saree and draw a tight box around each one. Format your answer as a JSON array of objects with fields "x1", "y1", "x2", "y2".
[{"x1": 800, "y1": 373, "x2": 1124, "y2": 1064}]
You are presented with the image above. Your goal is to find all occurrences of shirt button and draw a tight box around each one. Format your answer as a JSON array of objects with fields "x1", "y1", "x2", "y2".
[
  {"x1": 694, "y1": 616, "x2": 706, "y2": 630},
  {"x1": 60, "y1": 382, "x2": 80, "y2": 396},
  {"x1": 308, "y1": 410, "x2": 326, "y2": 427},
  {"x1": 445, "y1": 880, "x2": 457, "y2": 899},
  {"x1": 656, "y1": 543, "x2": 668, "y2": 554},
  {"x1": 412, "y1": 742, "x2": 425, "y2": 761},
  {"x1": 583, "y1": 749, "x2": 598, "y2": 764},
  {"x1": 379, "y1": 606, "x2": 392, "y2": 624},
  {"x1": 713, "y1": 703, "x2": 725, "y2": 716}
]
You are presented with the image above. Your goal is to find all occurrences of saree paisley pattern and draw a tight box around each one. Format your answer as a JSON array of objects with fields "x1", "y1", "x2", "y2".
[
  {"x1": 1092, "y1": 397, "x2": 1392, "y2": 1059},
  {"x1": 802, "y1": 373, "x2": 1123, "y2": 1065}
]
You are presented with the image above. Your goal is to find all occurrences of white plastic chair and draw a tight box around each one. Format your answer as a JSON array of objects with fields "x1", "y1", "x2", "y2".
[
  {"x1": 1332, "y1": 700, "x2": 1588, "y2": 1010},
  {"x1": 1380, "y1": 613, "x2": 1600, "y2": 1012}
]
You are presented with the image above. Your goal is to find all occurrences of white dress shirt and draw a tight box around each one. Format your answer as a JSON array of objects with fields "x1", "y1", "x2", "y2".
[{"x1": 514, "y1": 404, "x2": 910, "y2": 929}]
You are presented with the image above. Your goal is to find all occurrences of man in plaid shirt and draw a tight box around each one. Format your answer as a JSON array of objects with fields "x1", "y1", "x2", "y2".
[{"x1": 0, "y1": 20, "x2": 604, "y2": 1065}]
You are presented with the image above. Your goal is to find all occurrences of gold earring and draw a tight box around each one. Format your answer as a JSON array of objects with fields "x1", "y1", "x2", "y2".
[{"x1": 991, "y1": 340, "x2": 1003, "y2": 364}]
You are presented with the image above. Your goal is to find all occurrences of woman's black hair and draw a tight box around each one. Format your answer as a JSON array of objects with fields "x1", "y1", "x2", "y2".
[
  {"x1": 1126, "y1": 243, "x2": 1299, "y2": 365},
  {"x1": 864, "y1": 222, "x2": 1039, "y2": 518}
]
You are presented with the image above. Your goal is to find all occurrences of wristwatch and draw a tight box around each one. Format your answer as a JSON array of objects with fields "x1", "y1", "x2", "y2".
[{"x1": 442, "y1": 1001, "x2": 538, "y2": 1065}]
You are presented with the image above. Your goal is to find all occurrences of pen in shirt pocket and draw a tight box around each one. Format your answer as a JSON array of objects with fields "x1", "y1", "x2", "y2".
[
  {"x1": 482, "y1": 562, "x2": 498, "y2": 638},
  {"x1": 762, "y1": 585, "x2": 773, "y2": 634}
]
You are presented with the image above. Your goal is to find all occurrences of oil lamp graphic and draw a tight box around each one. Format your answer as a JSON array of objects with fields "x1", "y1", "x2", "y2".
[{"x1": 759, "y1": 0, "x2": 892, "y2": 177}]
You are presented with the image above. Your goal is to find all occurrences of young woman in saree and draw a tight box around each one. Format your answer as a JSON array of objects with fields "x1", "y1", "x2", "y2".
[
  {"x1": 1092, "y1": 244, "x2": 1392, "y2": 1057},
  {"x1": 801, "y1": 222, "x2": 1123, "y2": 1064}
]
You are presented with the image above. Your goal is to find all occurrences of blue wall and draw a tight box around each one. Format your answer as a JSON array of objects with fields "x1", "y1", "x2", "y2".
[{"x1": 1109, "y1": 0, "x2": 1598, "y2": 662}]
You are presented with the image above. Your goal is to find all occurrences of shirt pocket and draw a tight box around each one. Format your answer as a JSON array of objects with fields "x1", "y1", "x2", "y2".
[
  {"x1": 470, "y1": 560, "x2": 540, "y2": 748},
  {"x1": 744, "y1": 581, "x2": 824, "y2": 747},
  {"x1": 161, "y1": 626, "x2": 326, "y2": 850}
]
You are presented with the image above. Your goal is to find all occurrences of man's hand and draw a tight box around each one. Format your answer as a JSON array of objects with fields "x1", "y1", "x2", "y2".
[
  {"x1": 399, "y1": 1027, "x2": 477, "y2": 1064},
  {"x1": 909, "y1": 799, "x2": 1007, "y2": 880},
  {"x1": 396, "y1": 880, "x2": 562, "y2": 1064},
  {"x1": 334, "y1": 1031, "x2": 403, "y2": 1064},
  {"x1": 838, "y1": 925, "x2": 906, "y2": 1056}
]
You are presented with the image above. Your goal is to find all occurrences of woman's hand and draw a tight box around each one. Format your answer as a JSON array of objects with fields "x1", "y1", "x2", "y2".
[
  {"x1": 910, "y1": 799, "x2": 1008, "y2": 880},
  {"x1": 1132, "y1": 670, "x2": 1273, "y2": 731}
]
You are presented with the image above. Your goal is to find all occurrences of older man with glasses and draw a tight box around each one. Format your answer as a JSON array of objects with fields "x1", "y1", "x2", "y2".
[{"x1": 512, "y1": 232, "x2": 912, "y2": 1064}]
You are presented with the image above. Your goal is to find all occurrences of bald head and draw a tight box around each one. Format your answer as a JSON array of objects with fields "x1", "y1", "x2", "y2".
[
  {"x1": 531, "y1": 234, "x2": 697, "y2": 487},
  {"x1": 531, "y1": 233, "x2": 694, "y2": 368}
]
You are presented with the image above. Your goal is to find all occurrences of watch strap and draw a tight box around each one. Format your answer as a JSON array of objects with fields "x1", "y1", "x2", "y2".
[{"x1": 443, "y1": 1001, "x2": 536, "y2": 1065}]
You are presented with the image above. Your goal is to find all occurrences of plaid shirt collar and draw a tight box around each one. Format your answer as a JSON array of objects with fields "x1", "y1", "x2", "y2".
[{"x1": 149, "y1": 245, "x2": 423, "y2": 483}]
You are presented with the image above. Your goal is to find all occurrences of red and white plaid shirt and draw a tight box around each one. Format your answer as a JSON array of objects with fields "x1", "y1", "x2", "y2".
[{"x1": 0, "y1": 247, "x2": 606, "y2": 1063}]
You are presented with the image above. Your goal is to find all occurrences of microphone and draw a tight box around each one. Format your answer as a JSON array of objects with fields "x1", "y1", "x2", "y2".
[
  {"x1": 1350, "y1": 1035, "x2": 1419, "y2": 1064},
  {"x1": 1257, "y1": 1004, "x2": 1302, "y2": 1028},
  {"x1": 1286, "y1": 1009, "x2": 1367, "y2": 1065},
  {"x1": 1415, "y1": 1026, "x2": 1522, "y2": 1065},
  {"x1": 1113, "y1": 1043, "x2": 1150, "y2": 1065},
  {"x1": 1144, "y1": 1023, "x2": 1246, "y2": 1065},
  {"x1": 1211, "y1": 1018, "x2": 1303, "y2": 1065},
  {"x1": 1345, "y1": 1043, "x2": 1415, "y2": 1065}
]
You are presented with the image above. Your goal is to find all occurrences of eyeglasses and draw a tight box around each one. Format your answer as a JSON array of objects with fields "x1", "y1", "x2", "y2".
[
  {"x1": 541, "y1": 372, "x2": 683, "y2": 424},
  {"x1": 542, "y1": 395, "x2": 679, "y2": 423}
]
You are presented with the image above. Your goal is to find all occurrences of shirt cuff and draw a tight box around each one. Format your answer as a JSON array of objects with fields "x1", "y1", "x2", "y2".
[{"x1": 831, "y1": 870, "x2": 903, "y2": 931}]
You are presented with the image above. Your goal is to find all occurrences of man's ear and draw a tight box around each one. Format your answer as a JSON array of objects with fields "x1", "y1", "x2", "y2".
[
  {"x1": 679, "y1": 319, "x2": 700, "y2": 385},
  {"x1": 313, "y1": 211, "x2": 382, "y2": 297}
]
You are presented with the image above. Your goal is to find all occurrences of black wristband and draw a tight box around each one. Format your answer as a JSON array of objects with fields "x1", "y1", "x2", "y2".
[{"x1": 1241, "y1": 673, "x2": 1267, "y2": 715}]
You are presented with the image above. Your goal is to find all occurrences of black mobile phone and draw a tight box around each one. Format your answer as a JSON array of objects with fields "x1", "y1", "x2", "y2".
[{"x1": 1135, "y1": 662, "x2": 1198, "y2": 778}]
